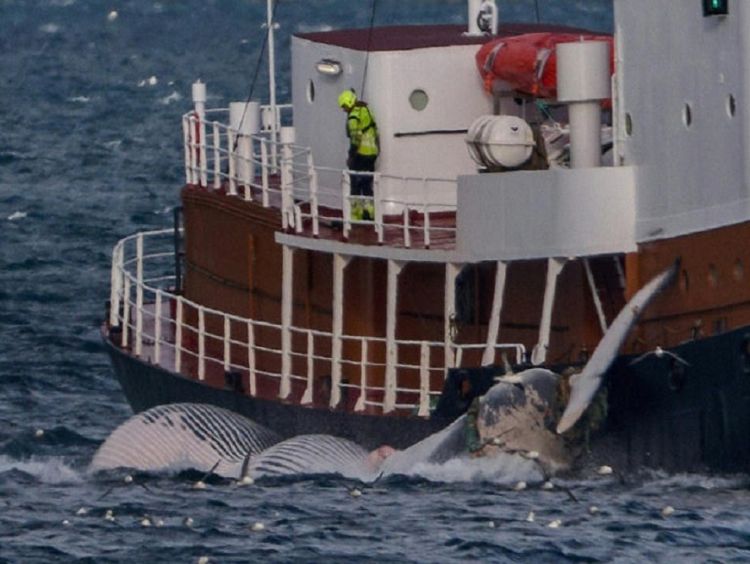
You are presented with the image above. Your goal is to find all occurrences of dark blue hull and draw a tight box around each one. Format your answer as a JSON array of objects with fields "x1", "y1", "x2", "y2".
[{"x1": 104, "y1": 326, "x2": 750, "y2": 473}]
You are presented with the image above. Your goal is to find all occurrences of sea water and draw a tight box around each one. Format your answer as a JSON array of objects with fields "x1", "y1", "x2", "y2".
[{"x1": 2, "y1": 0, "x2": 750, "y2": 561}]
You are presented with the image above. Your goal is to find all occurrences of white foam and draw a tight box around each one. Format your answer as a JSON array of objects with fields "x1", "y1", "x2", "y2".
[
  {"x1": 39, "y1": 23, "x2": 61, "y2": 34},
  {"x1": 0, "y1": 455, "x2": 83, "y2": 484},
  {"x1": 7, "y1": 211, "x2": 27, "y2": 221},
  {"x1": 68, "y1": 96, "x2": 90, "y2": 103},
  {"x1": 159, "y1": 91, "x2": 182, "y2": 105}
]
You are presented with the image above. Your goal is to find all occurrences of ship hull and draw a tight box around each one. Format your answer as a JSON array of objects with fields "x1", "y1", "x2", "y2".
[
  {"x1": 103, "y1": 330, "x2": 448, "y2": 451},
  {"x1": 104, "y1": 325, "x2": 750, "y2": 473}
]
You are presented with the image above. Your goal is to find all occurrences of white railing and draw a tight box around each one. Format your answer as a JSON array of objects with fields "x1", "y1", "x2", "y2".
[
  {"x1": 109, "y1": 230, "x2": 526, "y2": 416},
  {"x1": 183, "y1": 108, "x2": 458, "y2": 249}
]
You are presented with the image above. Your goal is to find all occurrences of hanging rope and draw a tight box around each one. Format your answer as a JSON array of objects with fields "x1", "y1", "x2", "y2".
[
  {"x1": 534, "y1": 0, "x2": 541, "y2": 24},
  {"x1": 358, "y1": 0, "x2": 379, "y2": 97},
  {"x1": 232, "y1": 0, "x2": 282, "y2": 152}
]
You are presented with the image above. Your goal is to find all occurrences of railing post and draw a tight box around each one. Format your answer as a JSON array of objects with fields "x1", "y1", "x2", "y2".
[
  {"x1": 227, "y1": 129, "x2": 237, "y2": 196},
  {"x1": 307, "y1": 152, "x2": 319, "y2": 237},
  {"x1": 354, "y1": 338, "x2": 367, "y2": 412},
  {"x1": 482, "y1": 261, "x2": 507, "y2": 366},
  {"x1": 198, "y1": 307, "x2": 206, "y2": 380},
  {"x1": 121, "y1": 276, "x2": 130, "y2": 348},
  {"x1": 182, "y1": 116, "x2": 192, "y2": 185},
  {"x1": 280, "y1": 245, "x2": 293, "y2": 399},
  {"x1": 154, "y1": 289, "x2": 162, "y2": 366},
  {"x1": 280, "y1": 127, "x2": 295, "y2": 230},
  {"x1": 109, "y1": 244, "x2": 122, "y2": 327},
  {"x1": 402, "y1": 207, "x2": 411, "y2": 248},
  {"x1": 212, "y1": 122, "x2": 221, "y2": 190},
  {"x1": 384, "y1": 259, "x2": 404, "y2": 413},
  {"x1": 331, "y1": 253, "x2": 351, "y2": 408},
  {"x1": 199, "y1": 117, "x2": 207, "y2": 187},
  {"x1": 418, "y1": 341, "x2": 430, "y2": 417},
  {"x1": 135, "y1": 233, "x2": 144, "y2": 357},
  {"x1": 374, "y1": 174, "x2": 384, "y2": 244},
  {"x1": 342, "y1": 171, "x2": 351, "y2": 239},
  {"x1": 301, "y1": 331, "x2": 314, "y2": 405},
  {"x1": 260, "y1": 139, "x2": 270, "y2": 207},
  {"x1": 174, "y1": 298, "x2": 183, "y2": 373},
  {"x1": 223, "y1": 317, "x2": 231, "y2": 373},
  {"x1": 247, "y1": 321, "x2": 256, "y2": 396}
]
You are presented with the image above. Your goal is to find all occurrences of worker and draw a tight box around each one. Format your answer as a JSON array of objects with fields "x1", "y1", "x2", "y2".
[{"x1": 338, "y1": 89, "x2": 379, "y2": 221}]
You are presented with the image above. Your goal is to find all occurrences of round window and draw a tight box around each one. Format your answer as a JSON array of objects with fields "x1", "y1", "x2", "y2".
[{"x1": 409, "y1": 89, "x2": 429, "y2": 111}]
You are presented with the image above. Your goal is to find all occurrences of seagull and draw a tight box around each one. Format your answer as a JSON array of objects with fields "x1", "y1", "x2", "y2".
[{"x1": 629, "y1": 346, "x2": 690, "y2": 367}]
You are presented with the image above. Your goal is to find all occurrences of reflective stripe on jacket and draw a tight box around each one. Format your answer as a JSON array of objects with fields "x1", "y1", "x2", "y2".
[{"x1": 347, "y1": 103, "x2": 379, "y2": 157}]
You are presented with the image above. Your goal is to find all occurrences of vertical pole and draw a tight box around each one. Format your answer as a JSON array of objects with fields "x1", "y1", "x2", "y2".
[
  {"x1": 135, "y1": 233, "x2": 144, "y2": 357},
  {"x1": 354, "y1": 338, "x2": 367, "y2": 412},
  {"x1": 260, "y1": 139, "x2": 270, "y2": 207},
  {"x1": 418, "y1": 341, "x2": 430, "y2": 417},
  {"x1": 342, "y1": 171, "x2": 352, "y2": 239},
  {"x1": 266, "y1": 0, "x2": 278, "y2": 170},
  {"x1": 374, "y1": 174, "x2": 384, "y2": 243},
  {"x1": 182, "y1": 116, "x2": 191, "y2": 185},
  {"x1": 224, "y1": 316, "x2": 231, "y2": 372},
  {"x1": 307, "y1": 152, "x2": 319, "y2": 236},
  {"x1": 482, "y1": 261, "x2": 507, "y2": 366},
  {"x1": 213, "y1": 122, "x2": 221, "y2": 190},
  {"x1": 444, "y1": 263, "x2": 461, "y2": 372},
  {"x1": 331, "y1": 253, "x2": 351, "y2": 408},
  {"x1": 584, "y1": 258, "x2": 608, "y2": 334},
  {"x1": 109, "y1": 243, "x2": 122, "y2": 327},
  {"x1": 301, "y1": 331, "x2": 314, "y2": 405},
  {"x1": 174, "y1": 299, "x2": 183, "y2": 373},
  {"x1": 247, "y1": 321, "x2": 256, "y2": 396},
  {"x1": 227, "y1": 129, "x2": 237, "y2": 196},
  {"x1": 531, "y1": 257, "x2": 566, "y2": 365},
  {"x1": 154, "y1": 290, "x2": 162, "y2": 366},
  {"x1": 280, "y1": 245, "x2": 293, "y2": 399},
  {"x1": 173, "y1": 206, "x2": 183, "y2": 293},
  {"x1": 121, "y1": 276, "x2": 130, "y2": 348},
  {"x1": 198, "y1": 307, "x2": 206, "y2": 381},
  {"x1": 384, "y1": 259, "x2": 404, "y2": 413}
]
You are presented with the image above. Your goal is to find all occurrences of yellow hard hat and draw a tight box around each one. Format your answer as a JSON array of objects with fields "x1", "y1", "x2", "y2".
[{"x1": 338, "y1": 89, "x2": 357, "y2": 108}]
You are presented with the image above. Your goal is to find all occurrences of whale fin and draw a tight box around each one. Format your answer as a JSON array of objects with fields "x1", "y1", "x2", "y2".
[{"x1": 556, "y1": 260, "x2": 678, "y2": 434}]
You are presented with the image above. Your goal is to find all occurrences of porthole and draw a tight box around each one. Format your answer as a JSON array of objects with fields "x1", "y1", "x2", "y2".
[
  {"x1": 736, "y1": 261, "x2": 745, "y2": 280},
  {"x1": 306, "y1": 80, "x2": 315, "y2": 104},
  {"x1": 683, "y1": 103, "x2": 693, "y2": 128},
  {"x1": 708, "y1": 264, "x2": 718, "y2": 288},
  {"x1": 409, "y1": 89, "x2": 429, "y2": 111},
  {"x1": 727, "y1": 94, "x2": 736, "y2": 118},
  {"x1": 625, "y1": 113, "x2": 633, "y2": 136}
]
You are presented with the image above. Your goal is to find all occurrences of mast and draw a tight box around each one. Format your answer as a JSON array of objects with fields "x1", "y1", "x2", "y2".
[{"x1": 266, "y1": 0, "x2": 278, "y2": 165}]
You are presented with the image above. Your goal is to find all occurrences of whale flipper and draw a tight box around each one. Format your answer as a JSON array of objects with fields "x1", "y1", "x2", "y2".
[
  {"x1": 89, "y1": 403, "x2": 280, "y2": 478},
  {"x1": 557, "y1": 262, "x2": 678, "y2": 434}
]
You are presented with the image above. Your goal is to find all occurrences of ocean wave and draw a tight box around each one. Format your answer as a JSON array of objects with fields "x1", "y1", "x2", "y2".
[{"x1": 0, "y1": 455, "x2": 83, "y2": 484}]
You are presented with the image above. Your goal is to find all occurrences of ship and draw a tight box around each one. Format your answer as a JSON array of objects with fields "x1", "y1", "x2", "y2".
[{"x1": 103, "y1": 0, "x2": 750, "y2": 474}]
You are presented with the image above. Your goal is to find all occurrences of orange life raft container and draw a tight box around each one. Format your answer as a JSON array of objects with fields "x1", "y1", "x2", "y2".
[{"x1": 476, "y1": 32, "x2": 615, "y2": 100}]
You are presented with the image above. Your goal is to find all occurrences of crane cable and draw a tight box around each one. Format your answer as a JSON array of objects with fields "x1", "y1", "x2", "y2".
[{"x1": 358, "y1": 0, "x2": 378, "y2": 97}]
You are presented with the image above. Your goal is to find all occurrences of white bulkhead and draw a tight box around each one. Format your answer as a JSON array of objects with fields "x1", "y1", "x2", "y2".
[
  {"x1": 615, "y1": 0, "x2": 749, "y2": 242},
  {"x1": 291, "y1": 33, "x2": 493, "y2": 211}
]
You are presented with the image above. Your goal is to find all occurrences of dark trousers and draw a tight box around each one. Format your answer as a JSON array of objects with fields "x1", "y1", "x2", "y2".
[{"x1": 349, "y1": 154, "x2": 377, "y2": 197}]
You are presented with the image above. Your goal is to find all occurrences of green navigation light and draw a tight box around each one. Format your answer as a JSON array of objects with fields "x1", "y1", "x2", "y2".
[{"x1": 703, "y1": 0, "x2": 729, "y2": 17}]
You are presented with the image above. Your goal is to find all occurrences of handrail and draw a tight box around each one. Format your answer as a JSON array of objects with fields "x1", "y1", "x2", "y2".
[
  {"x1": 109, "y1": 230, "x2": 526, "y2": 416},
  {"x1": 182, "y1": 108, "x2": 459, "y2": 249}
]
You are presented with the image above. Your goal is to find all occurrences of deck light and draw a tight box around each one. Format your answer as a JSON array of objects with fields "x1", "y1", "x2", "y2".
[
  {"x1": 315, "y1": 58, "x2": 342, "y2": 76},
  {"x1": 703, "y1": 0, "x2": 728, "y2": 16}
]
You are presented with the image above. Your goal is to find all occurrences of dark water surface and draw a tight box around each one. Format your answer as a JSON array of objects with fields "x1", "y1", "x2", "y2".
[{"x1": 2, "y1": 0, "x2": 750, "y2": 562}]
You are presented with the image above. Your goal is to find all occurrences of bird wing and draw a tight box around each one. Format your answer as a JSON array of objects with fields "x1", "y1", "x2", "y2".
[{"x1": 556, "y1": 261, "x2": 679, "y2": 434}]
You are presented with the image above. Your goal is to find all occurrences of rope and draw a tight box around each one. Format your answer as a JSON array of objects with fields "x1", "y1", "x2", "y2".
[
  {"x1": 358, "y1": 0, "x2": 378, "y2": 97},
  {"x1": 534, "y1": 0, "x2": 541, "y2": 24},
  {"x1": 232, "y1": 0, "x2": 282, "y2": 152}
]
